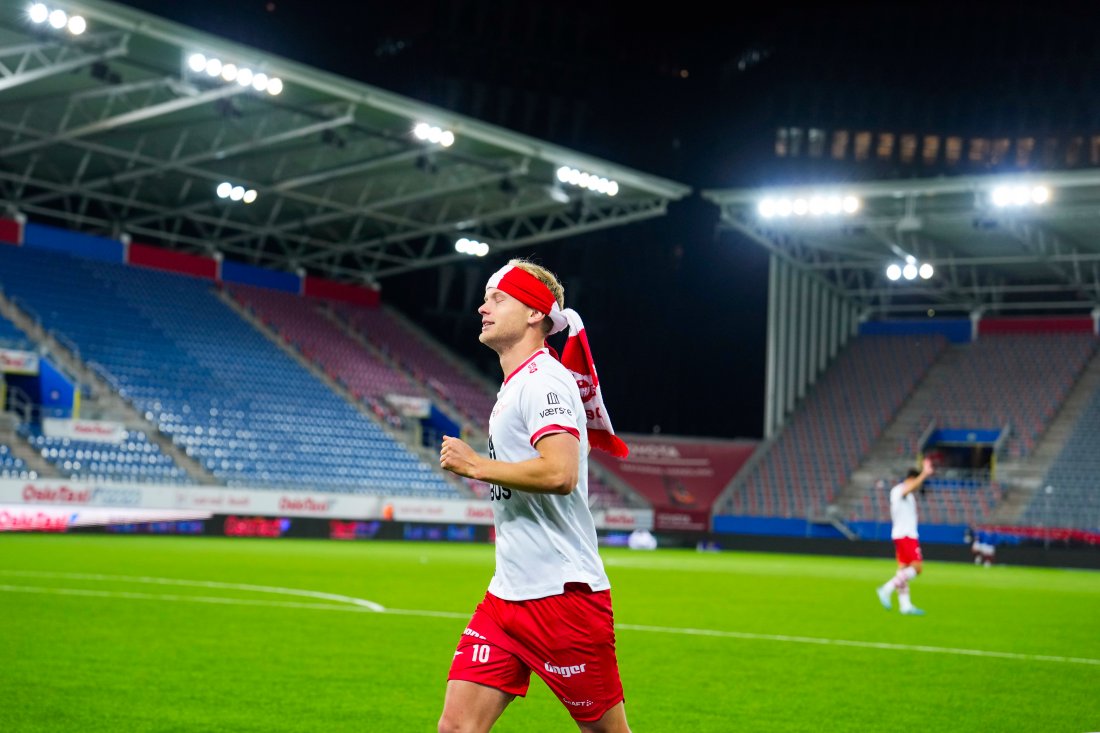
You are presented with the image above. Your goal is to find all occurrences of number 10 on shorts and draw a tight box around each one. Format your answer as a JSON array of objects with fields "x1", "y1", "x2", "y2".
[{"x1": 471, "y1": 644, "x2": 490, "y2": 663}]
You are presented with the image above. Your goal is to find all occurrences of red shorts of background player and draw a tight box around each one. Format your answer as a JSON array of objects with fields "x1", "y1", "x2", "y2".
[
  {"x1": 894, "y1": 536, "x2": 923, "y2": 565},
  {"x1": 448, "y1": 582, "x2": 624, "y2": 723}
]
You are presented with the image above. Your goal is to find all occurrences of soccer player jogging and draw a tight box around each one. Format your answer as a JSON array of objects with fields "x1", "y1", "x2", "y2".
[
  {"x1": 438, "y1": 259, "x2": 632, "y2": 733},
  {"x1": 877, "y1": 457, "x2": 935, "y2": 616}
]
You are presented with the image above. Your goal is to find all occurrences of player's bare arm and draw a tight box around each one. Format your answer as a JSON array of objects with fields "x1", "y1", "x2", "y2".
[
  {"x1": 440, "y1": 433, "x2": 579, "y2": 495},
  {"x1": 900, "y1": 457, "x2": 935, "y2": 497}
]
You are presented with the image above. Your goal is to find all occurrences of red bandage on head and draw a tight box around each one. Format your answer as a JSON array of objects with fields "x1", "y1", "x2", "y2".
[{"x1": 486, "y1": 264, "x2": 568, "y2": 335}]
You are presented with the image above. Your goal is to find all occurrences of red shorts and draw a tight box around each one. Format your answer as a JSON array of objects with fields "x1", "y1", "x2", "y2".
[
  {"x1": 894, "y1": 537, "x2": 923, "y2": 565},
  {"x1": 448, "y1": 583, "x2": 624, "y2": 722}
]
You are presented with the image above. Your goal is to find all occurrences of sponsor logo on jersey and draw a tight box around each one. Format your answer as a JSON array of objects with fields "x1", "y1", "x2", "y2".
[
  {"x1": 538, "y1": 406, "x2": 573, "y2": 419},
  {"x1": 462, "y1": 628, "x2": 487, "y2": 640},
  {"x1": 561, "y1": 698, "x2": 595, "y2": 708},
  {"x1": 544, "y1": 662, "x2": 587, "y2": 678},
  {"x1": 546, "y1": 392, "x2": 560, "y2": 405}
]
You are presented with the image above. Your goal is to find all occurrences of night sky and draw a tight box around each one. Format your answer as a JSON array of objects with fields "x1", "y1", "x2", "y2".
[{"x1": 112, "y1": 0, "x2": 1092, "y2": 440}]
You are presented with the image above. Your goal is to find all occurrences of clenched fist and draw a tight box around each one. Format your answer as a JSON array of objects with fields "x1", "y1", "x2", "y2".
[{"x1": 440, "y1": 435, "x2": 482, "y2": 479}]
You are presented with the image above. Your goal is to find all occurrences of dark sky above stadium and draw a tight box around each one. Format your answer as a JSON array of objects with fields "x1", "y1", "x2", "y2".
[{"x1": 115, "y1": 0, "x2": 1086, "y2": 440}]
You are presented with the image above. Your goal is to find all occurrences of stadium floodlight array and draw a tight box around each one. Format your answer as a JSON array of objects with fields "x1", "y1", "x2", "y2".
[
  {"x1": 216, "y1": 181, "x2": 258, "y2": 204},
  {"x1": 990, "y1": 184, "x2": 1050, "y2": 208},
  {"x1": 555, "y1": 166, "x2": 619, "y2": 196},
  {"x1": 757, "y1": 194, "x2": 861, "y2": 219},
  {"x1": 886, "y1": 255, "x2": 933, "y2": 282},
  {"x1": 413, "y1": 123, "x2": 455, "y2": 148},
  {"x1": 454, "y1": 237, "x2": 489, "y2": 257},
  {"x1": 186, "y1": 53, "x2": 283, "y2": 95},
  {"x1": 27, "y1": 3, "x2": 86, "y2": 34}
]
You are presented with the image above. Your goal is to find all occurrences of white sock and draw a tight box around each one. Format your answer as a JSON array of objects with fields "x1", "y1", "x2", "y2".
[
  {"x1": 887, "y1": 567, "x2": 917, "y2": 590},
  {"x1": 898, "y1": 582, "x2": 914, "y2": 612}
]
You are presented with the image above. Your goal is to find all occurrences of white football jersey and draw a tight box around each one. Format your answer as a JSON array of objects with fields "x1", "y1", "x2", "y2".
[
  {"x1": 484, "y1": 348, "x2": 610, "y2": 601},
  {"x1": 889, "y1": 482, "x2": 919, "y2": 540}
]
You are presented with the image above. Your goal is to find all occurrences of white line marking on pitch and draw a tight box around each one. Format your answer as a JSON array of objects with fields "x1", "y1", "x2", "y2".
[
  {"x1": 0, "y1": 569, "x2": 385, "y2": 611},
  {"x1": 2, "y1": 571, "x2": 1097, "y2": 667}
]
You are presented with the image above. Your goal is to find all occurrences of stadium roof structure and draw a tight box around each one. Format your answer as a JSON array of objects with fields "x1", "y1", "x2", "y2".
[
  {"x1": 0, "y1": 0, "x2": 690, "y2": 286},
  {"x1": 702, "y1": 170, "x2": 1100, "y2": 318}
]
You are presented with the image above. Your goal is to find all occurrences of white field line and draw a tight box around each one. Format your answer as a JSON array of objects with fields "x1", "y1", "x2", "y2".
[{"x1": 1, "y1": 570, "x2": 1098, "y2": 667}]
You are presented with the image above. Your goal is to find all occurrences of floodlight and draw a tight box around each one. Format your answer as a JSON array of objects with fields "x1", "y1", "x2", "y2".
[
  {"x1": 242, "y1": 189, "x2": 258, "y2": 204},
  {"x1": 251, "y1": 73, "x2": 269, "y2": 92},
  {"x1": 902, "y1": 263, "x2": 918, "y2": 280},
  {"x1": 886, "y1": 264, "x2": 901, "y2": 281},
  {"x1": 48, "y1": 8, "x2": 65, "y2": 28},
  {"x1": 188, "y1": 53, "x2": 207, "y2": 72},
  {"x1": 28, "y1": 3, "x2": 48, "y2": 23},
  {"x1": 266, "y1": 77, "x2": 283, "y2": 95},
  {"x1": 991, "y1": 183, "x2": 1050, "y2": 208},
  {"x1": 216, "y1": 182, "x2": 232, "y2": 198},
  {"x1": 455, "y1": 238, "x2": 489, "y2": 256},
  {"x1": 919, "y1": 263, "x2": 934, "y2": 279},
  {"x1": 229, "y1": 186, "x2": 245, "y2": 201},
  {"x1": 66, "y1": 14, "x2": 85, "y2": 34}
]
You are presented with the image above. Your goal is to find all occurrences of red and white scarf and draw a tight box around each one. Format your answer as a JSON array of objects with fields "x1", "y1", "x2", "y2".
[{"x1": 487, "y1": 264, "x2": 629, "y2": 458}]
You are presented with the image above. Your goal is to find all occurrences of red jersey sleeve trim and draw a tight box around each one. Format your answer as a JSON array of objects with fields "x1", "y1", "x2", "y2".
[{"x1": 530, "y1": 424, "x2": 580, "y2": 446}]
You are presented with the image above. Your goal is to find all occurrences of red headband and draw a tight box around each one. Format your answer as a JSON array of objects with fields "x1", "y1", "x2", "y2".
[
  {"x1": 486, "y1": 265, "x2": 568, "y2": 335},
  {"x1": 487, "y1": 265, "x2": 556, "y2": 314}
]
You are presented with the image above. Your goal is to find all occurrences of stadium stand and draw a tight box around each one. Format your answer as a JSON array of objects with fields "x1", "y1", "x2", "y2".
[
  {"x1": 0, "y1": 313, "x2": 30, "y2": 350},
  {"x1": 721, "y1": 334, "x2": 948, "y2": 518},
  {"x1": 1019, "y1": 381, "x2": 1100, "y2": 531},
  {"x1": 329, "y1": 302, "x2": 498, "y2": 432},
  {"x1": 17, "y1": 423, "x2": 191, "y2": 485},
  {"x1": 224, "y1": 283, "x2": 424, "y2": 427},
  {"x1": 903, "y1": 334, "x2": 1096, "y2": 460},
  {"x1": 843, "y1": 332, "x2": 1098, "y2": 528},
  {"x1": 0, "y1": 245, "x2": 459, "y2": 497},
  {"x1": 0, "y1": 443, "x2": 32, "y2": 480}
]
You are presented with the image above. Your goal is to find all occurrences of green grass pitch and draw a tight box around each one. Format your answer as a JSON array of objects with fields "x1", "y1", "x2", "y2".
[{"x1": 0, "y1": 533, "x2": 1097, "y2": 732}]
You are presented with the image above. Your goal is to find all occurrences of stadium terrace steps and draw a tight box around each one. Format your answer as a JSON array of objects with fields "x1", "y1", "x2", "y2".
[
  {"x1": 330, "y1": 301, "x2": 499, "y2": 437},
  {"x1": 719, "y1": 334, "x2": 947, "y2": 519},
  {"x1": 380, "y1": 302, "x2": 500, "y2": 398},
  {"x1": 216, "y1": 287, "x2": 473, "y2": 498},
  {"x1": 0, "y1": 308, "x2": 31, "y2": 350},
  {"x1": 0, "y1": 428, "x2": 56, "y2": 479},
  {"x1": 1016, "y1": 349, "x2": 1100, "y2": 531},
  {"x1": 836, "y1": 346, "x2": 965, "y2": 514},
  {"x1": 990, "y1": 345, "x2": 1100, "y2": 524},
  {"x1": 313, "y1": 302, "x2": 479, "y2": 442},
  {"x1": 0, "y1": 245, "x2": 458, "y2": 497},
  {"x1": 840, "y1": 334, "x2": 1098, "y2": 527},
  {"x1": 0, "y1": 288, "x2": 214, "y2": 485}
]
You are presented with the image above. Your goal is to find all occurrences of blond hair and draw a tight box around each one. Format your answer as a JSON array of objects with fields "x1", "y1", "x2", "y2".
[{"x1": 508, "y1": 258, "x2": 565, "y2": 309}]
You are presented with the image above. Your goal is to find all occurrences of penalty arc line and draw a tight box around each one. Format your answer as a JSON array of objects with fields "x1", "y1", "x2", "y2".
[{"x1": 0, "y1": 573, "x2": 1097, "y2": 667}]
